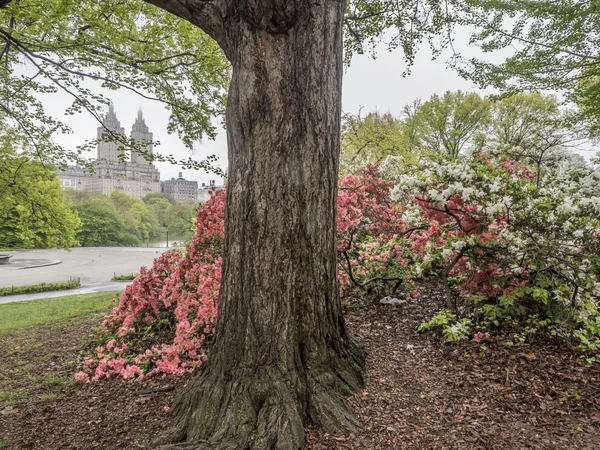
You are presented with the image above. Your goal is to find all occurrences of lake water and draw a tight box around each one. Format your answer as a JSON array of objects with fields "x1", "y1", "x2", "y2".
[{"x1": 144, "y1": 235, "x2": 189, "y2": 248}]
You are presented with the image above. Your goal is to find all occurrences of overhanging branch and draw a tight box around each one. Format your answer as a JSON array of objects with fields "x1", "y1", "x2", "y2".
[{"x1": 143, "y1": 0, "x2": 231, "y2": 53}]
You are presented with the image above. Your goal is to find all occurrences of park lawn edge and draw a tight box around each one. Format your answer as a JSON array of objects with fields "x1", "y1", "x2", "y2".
[
  {"x1": 0, "y1": 291, "x2": 118, "y2": 334},
  {"x1": 0, "y1": 279, "x2": 81, "y2": 297}
]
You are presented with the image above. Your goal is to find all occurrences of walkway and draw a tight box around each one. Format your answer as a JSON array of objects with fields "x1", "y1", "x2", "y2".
[
  {"x1": 0, "y1": 281, "x2": 133, "y2": 305},
  {"x1": 0, "y1": 247, "x2": 166, "y2": 304}
]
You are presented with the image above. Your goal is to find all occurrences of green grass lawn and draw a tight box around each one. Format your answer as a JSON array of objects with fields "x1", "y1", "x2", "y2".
[{"x1": 0, "y1": 292, "x2": 118, "y2": 334}]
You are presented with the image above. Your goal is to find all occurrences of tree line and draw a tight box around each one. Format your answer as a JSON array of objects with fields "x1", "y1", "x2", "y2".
[
  {"x1": 66, "y1": 191, "x2": 198, "y2": 247},
  {"x1": 341, "y1": 91, "x2": 581, "y2": 178},
  {"x1": 0, "y1": 133, "x2": 198, "y2": 249}
]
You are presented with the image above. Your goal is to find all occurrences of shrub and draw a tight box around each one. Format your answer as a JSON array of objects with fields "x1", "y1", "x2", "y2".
[
  {"x1": 390, "y1": 152, "x2": 600, "y2": 353},
  {"x1": 111, "y1": 273, "x2": 139, "y2": 281},
  {"x1": 76, "y1": 191, "x2": 224, "y2": 382},
  {"x1": 78, "y1": 152, "x2": 600, "y2": 381}
]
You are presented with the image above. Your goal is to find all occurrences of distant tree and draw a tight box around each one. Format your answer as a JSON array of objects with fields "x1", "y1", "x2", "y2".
[
  {"x1": 143, "y1": 192, "x2": 176, "y2": 205},
  {"x1": 66, "y1": 188, "x2": 197, "y2": 244},
  {"x1": 417, "y1": 90, "x2": 490, "y2": 159},
  {"x1": 484, "y1": 93, "x2": 576, "y2": 186},
  {"x1": 130, "y1": 201, "x2": 161, "y2": 241},
  {"x1": 575, "y1": 68, "x2": 600, "y2": 138},
  {"x1": 108, "y1": 191, "x2": 159, "y2": 241},
  {"x1": 0, "y1": 133, "x2": 80, "y2": 249},
  {"x1": 400, "y1": 99, "x2": 426, "y2": 153},
  {"x1": 165, "y1": 202, "x2": 197, "y2": 238},
  {"x1": 67, "y1": 190, "x2": 168, "y2": 244},
  {"x1": 341, "y1": 111, "x2": 419, "y2": 172},
  {"x1": 343, "y1": 92, "x2": 491, "y2": 167},
  {"x1": 145, "y1": 196, "x2": 173, "y2": 229},
  {"x1": 73, "y1": 202, "x2": 138, "y2": 247}
]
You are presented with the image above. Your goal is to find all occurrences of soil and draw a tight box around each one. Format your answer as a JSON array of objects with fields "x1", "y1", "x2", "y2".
[{"x1": 1, "y1": 285, "x2": 599, "y2": 449}]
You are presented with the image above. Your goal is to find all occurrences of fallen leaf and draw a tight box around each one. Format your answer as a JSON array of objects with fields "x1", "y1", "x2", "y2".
[
  {"x1": 1, "y1": 405, "x2": 19, "y2": 415},
  {"x1": 520, "y1": 353, "x2": 537, "y2": 361}
]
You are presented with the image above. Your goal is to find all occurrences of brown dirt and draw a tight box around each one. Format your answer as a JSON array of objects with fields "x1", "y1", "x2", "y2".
[{"x1": 1, "y1": 286, "x2": 599, "y2": 449}]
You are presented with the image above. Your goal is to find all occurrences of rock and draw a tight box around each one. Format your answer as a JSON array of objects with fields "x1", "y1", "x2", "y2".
[
  {"x1": 1, "y1": 405, "x2": 19, "y2": 415},
  {"x1": 379, "y1": 296, "x2": 407, "y2": 306}
]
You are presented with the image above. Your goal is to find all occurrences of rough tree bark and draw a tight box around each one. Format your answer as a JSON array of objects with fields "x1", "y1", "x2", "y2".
[{"x1": 144, "y1": 1, "x2": 365, "y2": 449}]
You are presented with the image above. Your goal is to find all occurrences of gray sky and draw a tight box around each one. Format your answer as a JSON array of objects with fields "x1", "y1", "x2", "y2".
[
  {"x1": 49, "y1": 44, "x2": 476, "y2": 185},
  {"x1": 43, "y1": 29, "x2": 496, "y2": 185}
]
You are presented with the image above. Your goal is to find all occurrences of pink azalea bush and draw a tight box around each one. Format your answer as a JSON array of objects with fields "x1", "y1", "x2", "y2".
[
  {"x1": 336, "y1": 165, "x2": 421, "y2": 300},
  {"x1": 76, "y1": 190, "x2": 224, "y2": 382}
]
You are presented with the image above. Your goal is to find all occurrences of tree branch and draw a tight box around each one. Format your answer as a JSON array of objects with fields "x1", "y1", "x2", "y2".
[
  {"x1": 143, "y1": 0, "x2": 230, "y2": 53},
  {"x1": 341, "y1": 249, "x2": 403, "y2": 290}
]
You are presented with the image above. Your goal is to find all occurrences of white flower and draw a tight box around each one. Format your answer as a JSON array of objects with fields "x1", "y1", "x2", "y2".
[
  {"x1": 441, "y1": 249, "x2": 453, "y2": 260},
  {"x1": 485, "y1": 203, "x2": 505, "y2": 216},
  {"x1": 489, "y1": 177, "x2": 502, "y2": 193},
  {"x1": 454, "y1": 241, "x2": 467, "y2": 251},
  {"x1": 462, "y1": 187, "x2": 475, "y2": 201}
]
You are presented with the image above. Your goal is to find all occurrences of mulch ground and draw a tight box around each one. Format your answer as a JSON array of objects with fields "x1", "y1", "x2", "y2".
[{"x1": 1, "y1": 285, "x2": 599, "y2": 449}]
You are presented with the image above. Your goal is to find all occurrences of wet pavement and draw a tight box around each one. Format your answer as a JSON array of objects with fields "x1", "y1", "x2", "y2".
[
  {"x1": 0, "y1": 247, "x2": 167, "y2": 304},
  {"x1": 0, "y1": 281, "x2": 133, "y2": 305},
  {"x1": 1, "y1": 258, "x2": 61, "y2": 270}
]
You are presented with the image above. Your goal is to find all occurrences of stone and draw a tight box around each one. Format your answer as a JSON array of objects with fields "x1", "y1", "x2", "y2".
[
  {"x1": 0, "y1": 254, "x2": 12, "y2": 264},
  {"x1": 379, "y1": 296, "x2": 407, "y2": 306}
]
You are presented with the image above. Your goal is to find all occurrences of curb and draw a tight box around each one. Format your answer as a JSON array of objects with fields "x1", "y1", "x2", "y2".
[{"x1": 3, "y1": 260, "x2": 62, "y2": 270}]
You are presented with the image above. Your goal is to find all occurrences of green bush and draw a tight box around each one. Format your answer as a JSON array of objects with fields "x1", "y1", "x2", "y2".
[{"x1": 111, "y1": 273, "x2": 139, "y2": 281}]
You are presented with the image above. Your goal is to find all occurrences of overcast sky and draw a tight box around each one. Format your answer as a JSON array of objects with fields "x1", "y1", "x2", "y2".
[{"x1": 43, "y1": 30, "x2": 501, "y2": 185}]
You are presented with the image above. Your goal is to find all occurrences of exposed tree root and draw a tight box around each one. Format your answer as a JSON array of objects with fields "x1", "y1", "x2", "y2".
[{"x1": 154, "y1": 343, "x2": 365, "y2": 450}]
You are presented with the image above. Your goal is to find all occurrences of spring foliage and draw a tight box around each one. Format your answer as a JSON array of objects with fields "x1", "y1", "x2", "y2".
[
  {"x1": 0, "y1": 135, "x2": 80, "y2": 249},
  {"x1": 76, "y1": 149, "x2": 600, "y2": 381}
]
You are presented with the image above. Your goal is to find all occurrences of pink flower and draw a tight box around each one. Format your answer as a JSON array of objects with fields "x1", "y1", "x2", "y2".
[
  {"x1": 473, "y1": 332, "x2": 490, "y2": 343},
  {"x1": 75, "y1": 371, "x2": 90, "y2": 383}
]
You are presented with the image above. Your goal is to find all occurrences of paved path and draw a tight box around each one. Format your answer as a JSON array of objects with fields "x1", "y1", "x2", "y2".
[
  {"x1": 0, "y1": 247, "x2": 167, "y2": 303},
  {"x1": 0, "y1": 281, "x2": 133, "y2": 305},
  {"x1": 1, "y1": 258, "x2": 60, "y2": 269}
]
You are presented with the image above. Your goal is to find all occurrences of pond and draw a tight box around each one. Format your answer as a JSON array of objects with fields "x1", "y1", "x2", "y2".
[{"x1": 144, "y1": 235, "x2": 189, "y2": 248}]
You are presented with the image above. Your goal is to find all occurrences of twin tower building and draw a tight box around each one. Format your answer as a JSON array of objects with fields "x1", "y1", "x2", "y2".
[
  {"x1": 92, "y1": 103, "x2": 161, "y2": 198},
  {"x1": 59, "y1": 104, "x2": 161, "y2": 199}
]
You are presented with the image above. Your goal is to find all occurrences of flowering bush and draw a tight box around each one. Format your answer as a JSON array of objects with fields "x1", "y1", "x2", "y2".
[
  {"x1": 389, "y1": 153, "x2": 600, "y2": 353},
  {"x1": 336, "y1": 165, "x2": 421, "y2": 300},
  {"x1": 76, "y1": 190, "x2": 224, "y2": 382},
  {"x1": 77, "y1": 152, "x2": 600, "y2": 382}
]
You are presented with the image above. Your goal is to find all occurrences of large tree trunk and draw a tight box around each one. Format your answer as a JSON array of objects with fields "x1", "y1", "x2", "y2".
[{"x1": 154, "y1": 1, "x2": 365, "y2": 449}]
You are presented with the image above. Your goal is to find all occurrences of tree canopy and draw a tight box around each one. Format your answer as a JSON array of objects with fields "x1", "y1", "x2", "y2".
[
  {"x1": 2, "y1": 0, "x2": 597, "y2": 160},
  {"x1": 451, "y1": 0, "x2": 600, "y2": 135},
  {"x1": 66, "y1": 189, "x2": 198, "y2": 246},
  {"x1": 0, "y1": 0, "x2": 229, "y2": 169},
  {"x1": 341, "y1": 111, "x2": 420, "y2": 171},
  {"x1": 341, "y1": 91, "x2": 574, "y2": 172}
]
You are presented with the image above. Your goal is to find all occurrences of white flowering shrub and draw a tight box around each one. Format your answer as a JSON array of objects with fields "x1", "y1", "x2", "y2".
[{"x1": 389, "y1": 151, "x2": 600, "y2": 355}]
